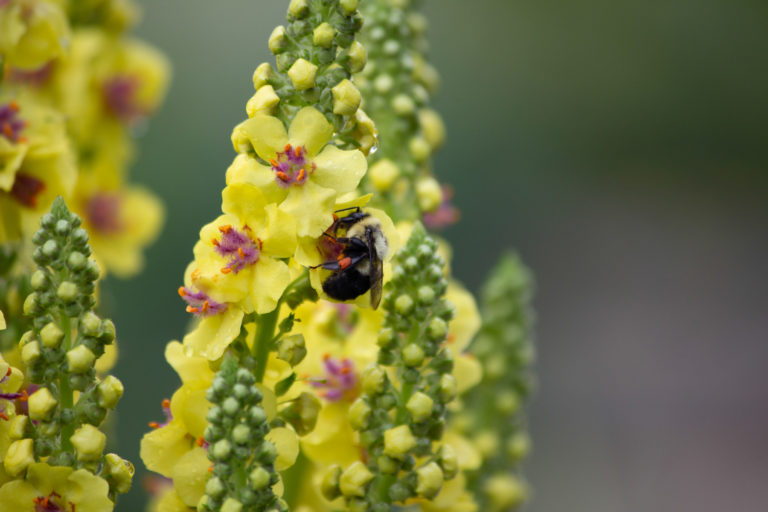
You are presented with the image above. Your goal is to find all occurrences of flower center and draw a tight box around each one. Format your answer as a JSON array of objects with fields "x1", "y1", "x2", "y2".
[
  {"x1": 33, "y1": 492, "x2": 72, "y2": 512},
  {"x1": 148, "y1": 398, "x2": 173, "y2": 429},
  {"x1": 178, "y1": 287, "x2": 227, "y2": 317},
  {"x1": 102, "y1": 75, "x2": 143, "y2": 123},
  {"x1": 310, "y1": 355, "x2": 359, "y2": 402},
  {"x1": 212, "y1": 224, "x2": 262, "y2": 274},
  {"x1": 8, "y1": 62, "x2": 55, "y2": 87},
  {"x1": 0, "y1": 100, "x2": 26, "y2": 143},
  {"x1": 10, "y1": 173, "x2": 45, "y2": 208},
  {"x1": 269, "y1": 143, "x2": 315, "y2": 187},
  {"x1": 85, "y1": 192, "x2": 123, "y2": 234}
]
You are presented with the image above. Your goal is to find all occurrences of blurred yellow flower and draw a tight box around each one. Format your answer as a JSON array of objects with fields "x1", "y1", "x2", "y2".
[{"x1": 0, "y1": 0, "x2": 70, "y2": 70}]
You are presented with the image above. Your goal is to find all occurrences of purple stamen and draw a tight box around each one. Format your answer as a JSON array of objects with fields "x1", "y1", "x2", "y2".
[
  {"x1": 102, "y1": 75, "x2": 144, "y2": 123},
  {"x1": 85, "y1": 192, "x2": 123, "y2": 234},
  {"x1": 0, "y1": 100, "x2": 26, "y2": 143},
  {"x1": 212, "y1": 225, "x2": 261, "y2": 274},
  {"x1": 270, "y1": 144, "x2": 315, "y2": 188},
  {"x1": 179, "y1": 286, "x2": 227, "y2": 317},
  {"x1": 310, "y1": 356, "x2": 358, "y2": 402}
]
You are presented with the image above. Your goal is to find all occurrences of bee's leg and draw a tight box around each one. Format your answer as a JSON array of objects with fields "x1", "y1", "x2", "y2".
[
  {"x1": 335, "y1": 237, "x2": 368, "y2": 251},
  {"x1": 333, "y1": 206, "x2": 361, "y2": 215},
  {"x1": 309, "y1": 254, "x2": 366, "y2": 271}
]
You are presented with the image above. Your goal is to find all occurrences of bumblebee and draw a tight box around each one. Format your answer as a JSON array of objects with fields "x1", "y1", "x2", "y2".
[{"x1": 311, "y1": 207, "x2": 388, "y2": 309}]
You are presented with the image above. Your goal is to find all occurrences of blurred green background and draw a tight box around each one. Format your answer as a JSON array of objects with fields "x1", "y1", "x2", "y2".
[{"x1": 107, "y1": 1, "x2": 768, "y2": 510}]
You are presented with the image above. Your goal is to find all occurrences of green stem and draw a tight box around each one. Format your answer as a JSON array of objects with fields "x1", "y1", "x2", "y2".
[
  {"x1": 253, "y1": 308, "x2": 279, "y2": 383},
  {"x1": 59, "y1": 313, "x2": 74, "y2": 453}
]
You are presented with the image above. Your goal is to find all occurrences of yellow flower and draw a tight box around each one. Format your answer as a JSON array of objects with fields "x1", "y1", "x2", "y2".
[
  {"x1": 0, "y1": 310, "x2": 4, "y2": 330},
  {"x1": 445, "y1": 281, "x2": 483, "y2": 395},
  {"x1": 73, "y1": 167, "x2": 164, "y2": 278},
  {"x1": 0, "y1": 0, "x2": 70, "y2": 70},
  {"x1": 231, "y1": 106, "x2": 367, "y2": 238},
  {"x1": 0, "y1": 462, "x2": 113, "y2": 512}
]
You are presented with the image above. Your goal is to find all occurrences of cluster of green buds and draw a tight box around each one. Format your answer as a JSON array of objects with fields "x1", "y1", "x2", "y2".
[
  {"x1": 254, "y1": 0, "x2": 375, "y2": 151},
  {"x1": 6, "y1": 197, "x2": 132, "y2": 503},
  {"x1": 462, "y1": 254, "x2": 536, "y2": 511},
  {"x1": 322, "y1": 223, "x2": 457, "y2": 509},
  {"x1": 201, "y1": 356, "x2": 287, "y2": 512},
  {"x1": 358, "y1": 0, "x2": 448, "y2": 223}
]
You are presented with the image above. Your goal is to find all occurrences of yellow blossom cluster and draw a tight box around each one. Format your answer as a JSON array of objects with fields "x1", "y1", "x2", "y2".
[{"x1": 0, "y1": 0, "x2": 169, "y2": 277}]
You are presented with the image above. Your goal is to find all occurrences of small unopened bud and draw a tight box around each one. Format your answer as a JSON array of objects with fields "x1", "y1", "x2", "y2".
[
  {"x1": 406, "y1": 392, "x2": 433, "y2": 422},
  {"x1": 71, "y1": 424, "x2": 106, "y2": 461},
  {"x1": 212, "y1": 439, "x2": 233, "y2": 460},
  {"x1": 332, "y1": 79, "x2": 361, "y2": 116},
  {"x1": 252, "y1": 63, "x2": 275, "y2": 90},
  {"x1": 344, "y1": 41, "x2": 367, "y2": 73},
  {"x1": 484, "y1": 474, "x2": 528, "y2": 509},
  {"x1": 250, "y1": 466, "x2": 271, "y2": 489},
  {"x1": 427, "y1": 317, "x2": 448, "y2": 341},
  {"x1": 232, "y1": 424, "x2": 251, "y2": 444},
  {"x1": 276, "y1": 334, "x2": 307, "y2": 366},
  {"x1": 20, "y1": 341, "x2": 40, "y2": 366},
  {"x1": 339, "y1": 0, "x2": 358, "y2": 14},
  {"x1": 374, "y1": 74, "x2": 393, "y2": 94},
  {"x1": 30, "y1": 270, "x2": 47, "y2": 290},
  {"x1": 287, "y1": 58, "x2": 318, "y2": 91},
  {"x1": 383, "y1": 425, "x2": 416, "y2": 459},
  {"x1": 497, "y1": 391, "x2": 521, "y2": 414},
  {"x1": 439, "y1": 374, "x2": 457, "y2": 401},
  {"x1": 206, "y1": 476, "x2": 226, "y2": 499},
  {"x1": 67, "y1": 251, "x2": 87, "y2": 270},
  {"x1": 361, "y1": 365, "x2": 386, "y2": 395},
  {"x1": 507, "y1": 432, "x2": 531, "y2": 461},
  {"x1": 288, "y1": 0, "x2": 309, "y2": 18},
  {"x1": 67, "y1": 345, "x2": 96, "y2": 373},
  {"x1": 392, "y1": 94, "x2": 415, "y2": 116},
  {"x1": 369, "y1": 159, "x2": 400, "y2": 192},
  {"x1": 8, "y1": 415, "x2": 28, "y2": 440},
  {"x1": 281, "y1": 392, "x2": 320, "y2": 435},
  {"x1": 418, "y1": 286, "x2": 436, "y2": 305},
  {"x1": 222, "y1": 397, "x2": 240, "y2": 416},
  {"x1": 377, "y1": 327, "x2": 396, "y2": 348},
  {"x1": 348, "y1": 398, "x2": 371, "y2": 429},
  {"x1": 340, "y1": 461, "x2": 374, "y2": 497},
  {"x1": 221, "y1": 498, "x2": 243, "y2": 512},
  {"x1": 42, "y1": 240, "x2": 58, "y2": 258},
  {"x1": 402, "y1": 344, "x2": 425, "y2": 367},
  {"x1": 57, "y1": 281, "x2": 78, "y2": 302},
  {"x1": 23, "y1": 293, "x2": 39, "y2": 316},
  {"x1": 438, "y1": 444, "x2": 459, "y2": 478},
  {"x1": 80, "y1": 312, "x2": 101, "y2": 336},
  {"x1": 104, "y1": 453, "x2": 134, "y2": 494},
  {"x1": 98, "y1": 375, "x2": 124, "y2": 408},
  {"x1": 395, "y1": 294, "x2": 414, "y2": 314},
  {"x1": 475, "y1": 430, "x2": 500, "y2": 459},
  {"x1": 268, "y1": 26, "x2": 288, "y2": 54},
  {"x1": 28, "y1": 387, "x2": 57, "y2": 420},
  {"x1": 416, "y1": 462, "x2": 444, "y2": 499},
  {"x1": 321, "y1": 465, "x2": 342, "y2": 500},
  {"x1": 417, "y1": 177, "x2": 442, "y2": 212},
  {"x1": 313, "y1": 22, "x2": 336, "y2": 48},
  {"x1": 419, "y1": 109, "x2": 446, "y2": 149},
  {"x1": 4, "y1": 439, "x2": 35, "y2": 476},
  {"x1": 246, "y1": 86, "x2": 280, "y2": 117}
]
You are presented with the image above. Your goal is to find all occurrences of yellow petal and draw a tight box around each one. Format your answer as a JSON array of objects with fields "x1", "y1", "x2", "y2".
[
  {"x1": 172, "y1": 446, "x2": 210, "y2": 508},
  {"x1": 64, "y1": 469, "x2": 114, "y2": 512},
  {"x1": 0, "y1": 310, "x2": 5, "y2": 330},
  {"x1": 140, "y1": 423, "x2": 192, "y2": 477},
  {"x1": 443, "y1": 431, "x2": 481, "y2": 471},
  {"x1": 288, "y1": 107, "x2": 333, "y2": 157},
  {"x1": 312, "y1": 146, "x2": 367, "y2": 194},
  {"x1": 250, "y1": 257, "x2": 292, "y2": 314},
  {"x1": 240, "y1": 114, "x2": 288, "y2": 162},
  {"x1": 301, "y1": 401, "x2": 360, "y2": 467},
  {"x1": 260, "y1": 203, "x2": 297, "y2": 258},
  {"x1": 225, "y1": 154, "x2": 285, "y2": 204},
  {"x1": 278, "y1": 180, "x2": 335, "y2": 238},
  {"x1": 221, "y1": 183, "x2": 270, "y2": 229},
  {"x1": 182, "y1": 308, "x2": 245, "y2": 361},
  {"x1": 446, "y1": 281, "x2": 481, "y2": 352},
  {"x1": 172, "y1": 384, "x2": 210, "y2": 439},
  {"x1": 266, "y1": 427, "x2": 299, "y2": 471},
  {"x1": 165, "y1": 341, "x2": 211, "y2": 383},
  {"x1": 454, "y1": 354, "x2": 483, "y2": 395}
]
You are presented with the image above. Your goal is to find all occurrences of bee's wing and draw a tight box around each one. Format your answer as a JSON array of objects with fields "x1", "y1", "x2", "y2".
[{"x1": 366, "y1": 227, "x2": 384, "y2": 309}]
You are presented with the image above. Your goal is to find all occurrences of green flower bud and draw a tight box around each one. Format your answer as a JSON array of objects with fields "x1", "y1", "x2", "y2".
[
  {"x1": 281, "y1": 391, "x2": 320, "y2": 435},
  {"x1": 416, "y1": 462, "x2": 444, "y2": 499},
  {"x1": 406, "y1": 392, "x2": 433, "y2": 422},
  {"x1": 246, "y1": 85, "x2": 280, "y2": 117},
  {"x1": 332, "y1": 79, "x2": 361, "y2": 116},
  {"x1": 395, "y1": 294, "x2": 414, "y2": 314},
  {"x1": 250, "y1": 466, "x2": 271, "y2": 489},
  {"x1": 80, "y1": 312, "x2": 102, "y2": 336},
  {"x1": 339, "y1": 0, "x2": 358, "y2": 14},
  {"x1": 369, "y1": 159, "x2": 400, "y2": 192},
  {"x1": 321, "y1": 465, "x2": 342, "y2": 500},
  {"x1": 23, "y1": 293, "x2": 39, "y2": 316},
  {"x1": 439, "y1": 373, "x2": 457, "y2": 401},
  {"x1": 104, "y1": 453, "x2": 134, "y2": 494},
  {"x1": 8, "y1": 415, "x2": 28, "y2": 440},
  {"x1": 252, "y1": 63, "x2": 275, "y2": 90},
  {"x1": 30, "y1": 270, "x2": 47, "y2": 290},
  {"x1": 410, "y1": 137, "x2": 432, "y2": 164},
  {"x1": 276, "y1": 334, "x2": 307, "y2": 366},
  {"x1": 376, "y1": 455, "x2": 398, "y2": 475},
  {"x1": 28, "y1": 387, "x2": 57, "y2": 420},
  {"x1": 361, "y1": 365, "x2": 386, "y2": 395},
  {"x1": 55, "y1": 219, "x2": 70, "y2": 235},
  {"x1": 344, "y1": 41, "x2": 367, "y2": 73},
  {"x1": 67, "y1": 345, "x2": 96, "y2": 373},
  {"x1": 212, "y1": 440, "x2": 233, "y2": 460},
  {"x1": 392, "y1": 94, "x2": 415, "y2": 115},
  {"x1": 419, "y1": 109, "x2": 446, "y2": 149},
  {"x1": 313, "y1": 22, "x2": 336, "y2": 48},
  {"x1": 42, "y1": 240, "x2": 58, "y2": 258},
  {"x1": 383, "y1": 425, "x2": 416, "y2": 459},
  {"x1": 232, "y1": 424, "x2": 251, "y2": 444},
  {"x1": 417, "y1": 286, "x2": 436, "y2": 305},
  {"x1": 21, "y1": 340, "x2": 41, "y2": 365},
  {"x1": 57, "y1": 281, "x2": 78, "y2": 302},
  {"x1": 340, "y1": 461, "x2": 374, "y2": 497},
  {"x1": 416, "y1": 176, "x2": 442, "y2": 211},
  {"x1": 507, "y1": 432, "x2": 531, "y2": 461},
  {"x1": 402, "y1": 343, "x2": 425, "y2": 367},
  {"x1": 497, "y1": 390, "x2": 521, "y2": 414},
  {"x1": 348, "y1": 398, "x2": 371, "y2": 429},
  {"x1": 389, "y1": 482, "x2": 410, "y2": 502},
  {"x1": 427, "y1": 317, "x2": 448, "y2": 341},
  {"x1": 438, "y1": 444, "x2": 459, "y2": 479},
  {"x1": 4, "y1": 439, "x2": 35, "y2": 477},
  {"x1": 474, "y1": 430, "x2": 500, "y2": 459},
  {"x1": 268, "y1": 26, "x2": 288, "y2": 54},
  {"x1": 373, "y1": 74, "x2": 394, "y2": 94},
  {"x1": 206, "y1": 476, "x2": 226, "y2": 499},
  {"x1": 484, "y1": 474, "x2": 528, "y2": 509},
  {"x1": 222, "y1": 397, "x2": 240, "y2": 417},
  {"x1": 100, "y1": 319, "x2": 116, "y2": 342},
  {"x1": 221, "y1": 498, "x2": 243, "y2": 512},
  {"x1": 287, "y1": 58, "x2": 318, "y2": 91},
  {"x1": 67, "y1": 251, "x2": 87, "y2": 270},
  {"x1": 70, "y1": 424, "x2": 106, "y2": 461},
  {"x1": 97, "y1": 376, "x2": 124, "y2": 408},
  {"x1": 287, "y1": 0, "x2": 308, "y2": 18}
]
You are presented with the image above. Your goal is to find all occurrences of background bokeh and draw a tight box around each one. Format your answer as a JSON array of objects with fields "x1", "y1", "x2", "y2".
[{"x1": 107, "y1": 1, "x2": 768, "y2": 510}]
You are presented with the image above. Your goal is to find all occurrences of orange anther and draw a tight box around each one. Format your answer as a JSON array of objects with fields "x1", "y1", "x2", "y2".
[
  {"x1": 9, "y1": 100, "x2": 19, "y2": 111},
  {"x1": 186, "y1": 306, "x2": 199, "y2": 314},
  {"x1": 178, "y1": 286, "x2": 187, "y2": 297},
  {"x1": 3, "y1": 124, "x2": 12, "y2": 138},
  {"x1": 202, "y1": 301, "x2": 210, "y2": 313},
  {"x1": 221, "y1": 267, "x2": 231, "y2": 274},
  {"x1": 20, "y1": 390, "x2": 28, "y2": 402},
  {"x1": 340, "y1": 367, "x2": 351, "y2": 375},
  {"x1": 295, "y1": 146, "x2": 302, "y2": 158},
  {"x1": 284, "y1": 143, "x2": 292, "y2": 153},
  {"x1": 148, "y1": 421, "x2": 160, "y2": 429},
  {"x1": 0, "y1": 412, "x2": 9, "y2": 421},
  {"x1": 162, "y1": 399, "x2": 171, "y2": 408},
  {"x1": 5, "y1": 367, "x2": 10, "y2": 377},
  {"x1": 238, "y1": 247, "x2": 245, "y2": 259},
  {"x1": 276, "y1": 171, "x2": 289, "y2": 181},
  {"x1": 297, "y1": 168, "x2": 306, "y2": 182},
  {"x1": 218, "y1": 224, "x2": 232, "y2": 233},
  {"x1": 211, "y1": 238, "x2": 220, "y2": 246},
  {"x1": 270, "y1": 158, "x2": 279, "y2": 167},
  {"x1": 208, "y1": 465, "x2": 214, "y2": 473},
  {"x1": 323, "y1": 353, "x2": 330, "y2": 361},
  {"x1": 196, "y1": 436, "x2": 205, "y2": 447}
]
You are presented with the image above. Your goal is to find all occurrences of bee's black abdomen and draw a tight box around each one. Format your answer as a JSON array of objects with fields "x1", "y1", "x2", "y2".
[{"x1": 322, "y1": 268, "x2": 371, "y2": 301}]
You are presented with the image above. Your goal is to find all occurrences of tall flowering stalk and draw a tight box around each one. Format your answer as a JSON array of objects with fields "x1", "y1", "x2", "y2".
[
  {"x1": 0, "y1": 0, "x2": 169, "y2": 357},
  {"x1": 0, "y1": 198, "x2": 133, "y2": 511}
]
